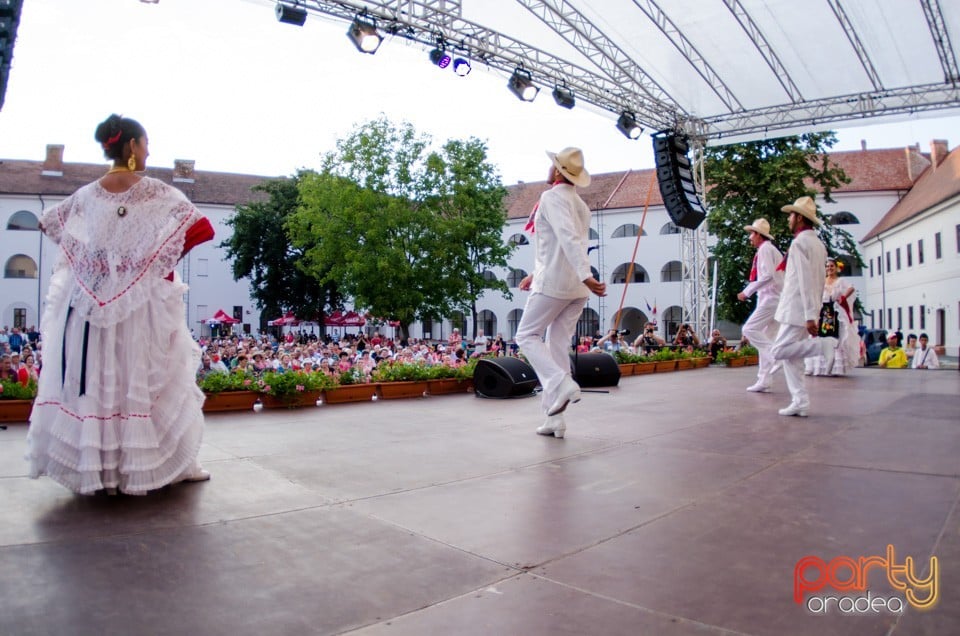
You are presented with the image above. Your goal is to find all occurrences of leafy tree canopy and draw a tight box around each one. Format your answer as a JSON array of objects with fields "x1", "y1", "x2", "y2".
[{"x1": 703, "y1": 132, "x2": 861, "y2": 325}]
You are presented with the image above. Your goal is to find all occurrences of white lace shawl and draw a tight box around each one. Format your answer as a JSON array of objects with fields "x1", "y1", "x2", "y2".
[{"x1": 41, "y1": 177, "x2": 201, "y2": 328}]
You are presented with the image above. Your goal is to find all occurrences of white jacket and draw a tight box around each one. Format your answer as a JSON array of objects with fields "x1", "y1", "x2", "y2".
[
  {"x1": 741, "y1": 239, "x2": 783, "y2": 305},
  {"x1": 531, "y1": 184, "x2": 593, "y2": 300},
  {"x1": 775, "y1": 229, "x2": 827, "y2": 327}
]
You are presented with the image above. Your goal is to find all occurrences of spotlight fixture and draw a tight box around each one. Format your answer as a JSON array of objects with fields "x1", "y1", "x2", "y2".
[
  {"x1": 508, "y1": 68, "x2": 539, "y2": 102},
  {"x1": 452, "y1": 57, "x2": 472, "y2": 76},
  {"x1": 347, "y1": 17, "x2": 382, "y2": 54},
  {"x1": 429, "y1": 47, "x2": 451, "y2": 69},
  {"x1": 616, "y1": 111, "x2": 643, "y2": 139},
  {"x1": 275, "y1": 2, "x2": 307, "y2": 26},
  {"x1": 552, "y1": 85, "x2": 575, "y2": 109}
]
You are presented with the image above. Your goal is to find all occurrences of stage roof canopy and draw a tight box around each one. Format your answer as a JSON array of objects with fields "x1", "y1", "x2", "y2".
[{"x1": 282, "y1": 0, "x2": 960, "y2": 143}]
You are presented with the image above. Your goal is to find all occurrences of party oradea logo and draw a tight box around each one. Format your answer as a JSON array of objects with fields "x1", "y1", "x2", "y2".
[{"x1": 794, "y1": 545, "x2": 938, "y2": 614}]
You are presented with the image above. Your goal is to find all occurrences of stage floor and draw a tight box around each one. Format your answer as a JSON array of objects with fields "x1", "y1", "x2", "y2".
[{"x1": 1, "y1": 365, "x2": 958, "y2": 636}]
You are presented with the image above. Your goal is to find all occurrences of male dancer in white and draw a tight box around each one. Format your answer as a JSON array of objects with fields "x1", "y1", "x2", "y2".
[
  {"x1": 737, "y1": 218, "x2": 783, "y2": 392},
  {"x1": 770, "y1": 197, "x2": 827, "y2": 417},
  {"x1": 516, "y1": 147, "x2": 607, "y2": 438}
]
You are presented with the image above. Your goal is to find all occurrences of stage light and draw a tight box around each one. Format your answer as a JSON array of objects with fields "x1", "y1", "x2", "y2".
[
  {"x1": 552, "y1": 85, "x2": 575, "y2": 109},
  {"x1": 616, "y1": 111, "x2": 643, "y2": 139},
  {"x1": 453, "y1": 57, "x2": 471, "y2": 76},
  {"x1": 275, "y1": 2, "x2": 307, "y2": 27},
  {"x1": 347, "y1": 17, "x2": 382, "y2": 54},
  {"x1": 429, "y1": 47, "x2": 451, "y2": 69},
  {"x1": 508, "y1": 69, "x2": 538, "y2": 102}
]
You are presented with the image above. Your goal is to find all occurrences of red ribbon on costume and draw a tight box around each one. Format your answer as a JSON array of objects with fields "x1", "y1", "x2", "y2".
[
  {"x1": 749, "y1": 252, "x2": 758, "y2": 282},
  {"x1": 838, "y1": 295, "x2": 853, "y2": 322},
  {"x1": 105, "y1": 130, "x2": 122, "y2": 146},
  {"x1": 524, "y1": 179, "x2": 566, "y2": 234},
  {"x1": 776, "y1": 251, "x2": 788, "y2": 272}
]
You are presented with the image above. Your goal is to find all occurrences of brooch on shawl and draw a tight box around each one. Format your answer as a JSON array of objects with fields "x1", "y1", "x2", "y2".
[{"x1": 117, "y1": 206, "x2": 127, "y2": 217}]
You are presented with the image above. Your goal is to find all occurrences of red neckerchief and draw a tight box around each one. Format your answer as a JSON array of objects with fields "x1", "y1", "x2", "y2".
[
  {"x1": 524, "y1": 180, "x2": 566, "y2": 234},
  {"x1": 776, "y1": 226, "x2": 812, "y2": 271},
  {"x1": 748, "y1": 252, "x2": 759, "y2": 282}
]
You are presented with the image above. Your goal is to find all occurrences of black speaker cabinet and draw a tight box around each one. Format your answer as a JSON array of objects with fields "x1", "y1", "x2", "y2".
[
  {"x1": 570, "y1": 352, "x2": 621, "y2": 387},
  {"x1": 653, "y1": 134, "x2": 707, "y2": 230},
  {"x1": 473, "y1": 357, "x2": 539, "y2": 398}
]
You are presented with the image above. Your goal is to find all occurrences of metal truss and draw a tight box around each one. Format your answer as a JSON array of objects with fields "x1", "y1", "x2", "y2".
[
  {"x1": 277, "y1": 0, "x2": 960, "y2": 143},
  {"x1": 920, "y1": 0, "x2": 960, "y2": 84},
  {"x1": 827, "y1": 0, "x2": 883, "y2": 91},
  {"x1": 680, "y1": 139, "x2": 710, "y2": 341}
]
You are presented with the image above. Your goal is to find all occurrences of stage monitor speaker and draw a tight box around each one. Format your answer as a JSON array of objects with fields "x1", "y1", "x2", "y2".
[
  {"x1": 570, "y1": 352, "x2": 621, "y2": 388},
  {"x1": 653, "y1": 134, "x2": 706, "y2": 230},
  {"x1": 474, "y1": 357, "x2": 539, "y2": 398}
]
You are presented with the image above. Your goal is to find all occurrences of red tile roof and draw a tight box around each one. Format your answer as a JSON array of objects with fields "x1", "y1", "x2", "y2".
[{"x1": 862, "y1": 146, "x2": 960, "y2": 240}]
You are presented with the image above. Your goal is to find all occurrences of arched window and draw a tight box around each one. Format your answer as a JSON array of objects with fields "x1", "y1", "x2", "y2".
[
  {"x1": 610, "y1": 263, "x2": 648, "y2": 284},
  {"x1": 660, "y1": 222, "x2": 680, "y2": 235},
  {"x1": 4, "y1": 254, "x2": 38, "y2": 279},
  {"x1": 477, "y1": 310, "x2": 497, "y2": 337},
  {"x1": 482, "y1": 270, "x2": 498, "y2": 282},
  {"x1": 588, "y1": 228, "x2": 599, "y2": 240},
  {"x1": 661, "y1": 260, "x2": 683, "y2": 282},
  {"x1": 577, "y1": 307, "x2": 599, "y2": 340},
  {"x1": 6, "y1": 210, "x2": 40, "y2": 231},
  {"x1": 507, "y1": 268, "x2": 528, "y2": 288},
  {"x1": 611, "y1": 223, "x2": 645, "y2": 238},
  {"x1": 449, "y1": 311, "x2": 467, "y2": 335},
  {"x1": 835, "y1": 255, "x2": 863, "y2": 277},
  {"x1": 508, "y1": 309, "x2": 523, "y2": 339},
  {"x1": 829, "y1": 211, "x2": 860, "y2": 225},
  {"x1": 507, "y1": 233, "x2": 529, "y2": 246}
]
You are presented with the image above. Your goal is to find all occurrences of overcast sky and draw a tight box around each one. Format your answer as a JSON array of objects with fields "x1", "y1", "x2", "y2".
[{"x1": 1, "y1": 0, "x2": 958, "y2": 185}]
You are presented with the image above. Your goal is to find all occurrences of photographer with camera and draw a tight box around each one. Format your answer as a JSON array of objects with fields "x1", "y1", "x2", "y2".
[
  {"x1": 632, "y1": 322, "x2": 665, "y2": 354},
  {"x1": 597, "y1": 328, "x2": 630, "y2": 353}
]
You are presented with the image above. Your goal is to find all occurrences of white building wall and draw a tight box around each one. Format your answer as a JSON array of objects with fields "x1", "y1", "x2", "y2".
[{"x1": 861, "y1": 196, "x2": 960, "y2": 350}]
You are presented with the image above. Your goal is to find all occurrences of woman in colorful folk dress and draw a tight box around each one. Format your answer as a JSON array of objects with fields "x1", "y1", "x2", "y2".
[
  {"x1": 806, "y1": 259, "x2": 858, "y2": 376},
  {"x1": 27, "y1": 114, "x2": 214, "y2": 495}
]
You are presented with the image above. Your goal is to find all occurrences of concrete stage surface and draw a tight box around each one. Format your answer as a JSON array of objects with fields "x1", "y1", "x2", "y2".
[{"x1": 1, "y1": 366, "x2": 958, "y2": 636}]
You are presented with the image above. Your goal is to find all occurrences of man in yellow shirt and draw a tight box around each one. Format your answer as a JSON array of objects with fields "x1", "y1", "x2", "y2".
[{"x1": 878, "y1": 334, "x2": 909, "y2": 368}]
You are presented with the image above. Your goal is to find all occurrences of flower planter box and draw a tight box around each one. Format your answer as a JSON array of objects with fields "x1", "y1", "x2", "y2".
[
  {"x1": 744, "y1": 355, "x2": 760, "y2": 366},
  {"x1": 323, "y1": 383, "x2": 378, "y2": 404},
  {"x1": 0, "y1": 399, "x2": 33, "y2": 423},
  {"x1": 726, "y1": 357, "x2": 747, "y2": 367},
  {"x1": 260, "y1": 390, "x2": 322, "y2": 409},
  {"x1": 693, "y1": 357, "x2": 712, "y2": 368},
  {"x1": 654, "y1": 360, "x2": 677, "y2": 372},
  {"x1": 675, "y1": 359, "x2": 695, "y2": 371},
  {"x1": 634, "y1": 362, "x2": 656, "y2": 375},
  {"x1": 617, "y1": 363, "x2": 636, "y2": 377},
  {"x1": 202, "y1": 390, "x2": 259, "y2": 413},
  {"x1": 377, "y1": 381, "x2": 428, "y2": 400},
  {"x1": 426, "y1": 378, "x2": 472, "y2": 395}
]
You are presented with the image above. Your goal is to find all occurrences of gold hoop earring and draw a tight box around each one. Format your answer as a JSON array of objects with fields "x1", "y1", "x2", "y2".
[{"x1": 127, "y1": 154, "x2": 137, "y2": 171}]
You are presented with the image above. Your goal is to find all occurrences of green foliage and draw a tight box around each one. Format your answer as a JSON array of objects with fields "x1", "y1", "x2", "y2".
[
  {"x1": 220, "y1": 173, "x2": 342, "y2": 323},
  {"x1": 336, "y1": 366, "x2": 368, "y2": 386},
  {"x1": 197, "y1": 371, "x2": 256, "y2": 394},
  {"x1": 649, "y1": 347, "x2": 680, "y2": 362},
  {"x1": 0, "y1": 377, "x2": 37, "y2": 400},
  {"x1": 370, "y1": 361, "x2": 431, "y2": 382},
  {"x1": 703, "y1": 133, "x2": 860, "y2": 324},
  {"x1": 739, "y1": 344, "x2": 759, "y2": 357},
  {"x1": 287, "y1": 116, "x2": 510, "y2": 338},
  {"x1": 259, "y1": 370, "x2": 335, "y2": 398}
]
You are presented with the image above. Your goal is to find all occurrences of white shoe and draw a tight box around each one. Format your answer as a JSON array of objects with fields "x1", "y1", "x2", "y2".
[
  {"x1": 181, "y1": 468, "x2": 211, "y2": 483},
  {"x1": 547, "y1": 377, "x2": 581, "y2": 416},
  {"x1": 778, "y1": 403, "x2": 808, "y2": 417},
  {"x1": 537, "y1": 414, "x2": 566, "y2": 438},
  {"x1": 746, "y1": 383, "x2": 770, "y2": 393}
]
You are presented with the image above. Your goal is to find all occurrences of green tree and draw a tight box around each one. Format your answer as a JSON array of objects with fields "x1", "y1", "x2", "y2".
[
  {"x1": 424, "y1": 138, "x2": 513, "y2": 338},
  {"x1": 221, "y1": 174, "x2": 342, "y2": 327},
  {"x1": 703, "y1": 133, "x2": 861, "y2": 325}
]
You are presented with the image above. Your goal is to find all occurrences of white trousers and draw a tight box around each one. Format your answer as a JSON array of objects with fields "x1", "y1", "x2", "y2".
[
  {"x1": 771, "y1": 324, "x2": 821, "y2": 408},
  {"x1": 515, "y1": 292, "x2": 586, "y2": 414},
  {"x1": 741, "y1": 297, "x2": 779, "y2": 386}
]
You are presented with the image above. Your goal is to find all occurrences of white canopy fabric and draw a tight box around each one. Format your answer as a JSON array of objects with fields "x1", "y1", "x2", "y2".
[{"x1": 287, "y1": 0, "x2": 960, "y2": 143}]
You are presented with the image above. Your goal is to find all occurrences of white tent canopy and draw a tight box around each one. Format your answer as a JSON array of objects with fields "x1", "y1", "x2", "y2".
[{"x1": 280, "y1": 0, "x2": 960, "y2": 143}]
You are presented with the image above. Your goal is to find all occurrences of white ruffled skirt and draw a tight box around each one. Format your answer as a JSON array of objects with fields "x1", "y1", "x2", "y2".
[{"x1": 26, "y1": 269, "x2": 205, "y2": 495}]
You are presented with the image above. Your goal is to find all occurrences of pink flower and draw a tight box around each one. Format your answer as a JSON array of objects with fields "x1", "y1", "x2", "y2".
[
  {"x1": 295, "y1": 384, "x2": 305, "y2": 392},
  {"x1": 263, "y1": 385, "x2": 272, "y2": 393},
  {"x1": 0, "y1": 385, "x2": 4, "y2": 394},
  {"x1": 243, "y1": 379, "x2": 252, "y2": 386}
]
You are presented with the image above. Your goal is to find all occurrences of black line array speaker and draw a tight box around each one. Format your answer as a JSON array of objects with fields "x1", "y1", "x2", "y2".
[
  {"x1": 570, "y1": 352, "x2": 621, "y2": 388},
  {"x1": 473, "y1": 357, "x2": 539, "y2": 398},
  {"x1": 653, "y1": 134, "x2": 706, "y2": 230}
]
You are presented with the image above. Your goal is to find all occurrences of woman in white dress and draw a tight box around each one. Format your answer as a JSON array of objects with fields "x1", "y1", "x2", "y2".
[
  {"x1": 807, "y1": 259, "x2": 859, "y2": 376},
  {"x1": 27, "y1": 114, "x2": 213, "y2": 495}
]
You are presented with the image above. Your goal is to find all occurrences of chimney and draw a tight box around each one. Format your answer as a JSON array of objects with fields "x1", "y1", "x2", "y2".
[
  {"x1": 905, "y1": 143, "x2": 930, "y2": 182},
  {"x1": 172, "y1": 159, "x2": 195, "y2": 183},
  {"x1": 929, "y1": 139, "x2": 949, "y2": 170},
  {"x1": 41, "y1": 144, "x2": 64, "y2": 177}
]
